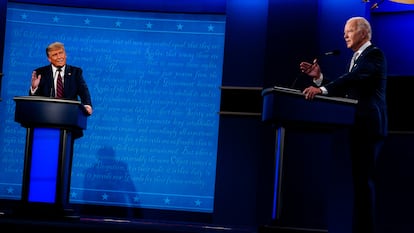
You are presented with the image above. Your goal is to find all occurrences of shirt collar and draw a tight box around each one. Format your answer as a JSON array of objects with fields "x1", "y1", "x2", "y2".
[
  {"x1": 356, "y1": 41, "x2": 371, "y2": 57},
  {"x1": 52, "y1": 65, "x2": 65, "y2": 74}
]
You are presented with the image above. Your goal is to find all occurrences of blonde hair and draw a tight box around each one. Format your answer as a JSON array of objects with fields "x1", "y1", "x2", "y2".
[{"x1": 46, "y1": 42, "x2": 65, "y2": 56}]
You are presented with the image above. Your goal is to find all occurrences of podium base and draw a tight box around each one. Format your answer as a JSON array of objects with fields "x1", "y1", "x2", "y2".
[
  {"x1": 258, "y1": 225, "x2": 328, "y2": 233},
  {"x1": 3, "y1": 202, "x2": 80, "y2": 221}
]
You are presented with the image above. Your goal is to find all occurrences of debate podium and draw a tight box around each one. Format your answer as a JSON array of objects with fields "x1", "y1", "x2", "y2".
[
  {"x1": 261, "y1": 86, "x2": 357, "y2": 232},
  {"x1": 13, "y1": 96, "x2": 88, "y2": 219}
]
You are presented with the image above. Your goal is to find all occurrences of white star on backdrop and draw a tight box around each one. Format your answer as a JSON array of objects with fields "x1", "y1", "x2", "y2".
[
  {"x1": 53, "y1": 16, "x2": 60, "y2": 23},
  {"x1": 164, "y1": 197, "x2": 170, "y2": 204},
  {"x1": 70, "y1": 191, "x2": 78, "y2": 199},
  {"x1": 133, "y1": 195, "x2": 140, "y2": 203},
  {"x1": 177, "y1": 24, "x2": 183, "y2": 30},
  {"x1": 102, "y1": 193, "x2": 109, "y2": 200},
  {"x1": 7, "y1": 187, "x2": 14, "y2": 194}
]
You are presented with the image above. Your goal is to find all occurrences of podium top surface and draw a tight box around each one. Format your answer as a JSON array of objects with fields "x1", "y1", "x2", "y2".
[
  {"x1": 13, "y1": 96, "x2": 87, "y2": 130},
  {"x1": 262, "y1": 86, "x2": 358, "y2": 105},
  {"x1": 261, "y1": 86, "x2": 357, "y2": 126},
  {"x1": 13, "y1": 96, "x2": 81, "y2": 105}
]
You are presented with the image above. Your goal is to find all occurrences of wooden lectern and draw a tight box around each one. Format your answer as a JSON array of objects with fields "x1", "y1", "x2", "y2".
[
  {"x1": 261, "y1": 86, "x2": 357, "y2": 232},
  {"x1": 13, "y1": 96, "x2": 88, "y2": 219}
]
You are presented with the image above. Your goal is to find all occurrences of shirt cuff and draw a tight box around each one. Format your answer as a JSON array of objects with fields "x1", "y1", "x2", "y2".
[{"x1": 313, "y1": 73, "x2": 323, "y2": 86}]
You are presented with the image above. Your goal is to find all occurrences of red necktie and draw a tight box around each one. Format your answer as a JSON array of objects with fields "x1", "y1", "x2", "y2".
[{"x1": 56, "y1": 68, "x2": 64, "y2": 98}]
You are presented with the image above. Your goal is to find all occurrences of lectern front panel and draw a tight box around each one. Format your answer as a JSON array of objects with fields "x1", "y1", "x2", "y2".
[{"x1": 28, "y1": 128, "x2": 60, "y2": 203}]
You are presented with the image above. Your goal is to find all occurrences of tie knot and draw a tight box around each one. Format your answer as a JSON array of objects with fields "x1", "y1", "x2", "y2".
[
  {"x1": 57, "y1": 68, "x2": 62, "y2": 72},
  {"x1": 353, "y1": 52, "x2": 360, "y2": 60}
]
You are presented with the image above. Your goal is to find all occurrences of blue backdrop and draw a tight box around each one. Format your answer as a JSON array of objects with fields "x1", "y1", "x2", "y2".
[{"x1": 0, "y1": 2, "x2": 226, "y2": 213}]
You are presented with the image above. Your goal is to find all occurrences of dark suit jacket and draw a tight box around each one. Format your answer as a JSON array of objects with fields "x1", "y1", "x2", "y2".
[
  {"x1": 323, "y1": 44, "x2": 388, "y2": 138},
  {"x1": 30, "y1": 64, "x2": 92, "y2": 106}
]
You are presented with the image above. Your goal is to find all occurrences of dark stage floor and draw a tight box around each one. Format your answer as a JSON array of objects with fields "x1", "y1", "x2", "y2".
[
  {"x1": 0, "y1": 214, "x2": 256, "y2": 233},
  {"x1": 0, "y1": 202, "x2": 326, "y2": 233},
  {"x1": 0, "y1": 216, "x2": 327, "y2": 233}
]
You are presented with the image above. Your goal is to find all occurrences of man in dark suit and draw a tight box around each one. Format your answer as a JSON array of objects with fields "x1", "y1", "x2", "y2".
[
  {"x1": 30, "y1": 41, "x2": 93, "y2": 115},
  {"x1": 299, "y1": 17, "x2": 387, "y2": 233}
]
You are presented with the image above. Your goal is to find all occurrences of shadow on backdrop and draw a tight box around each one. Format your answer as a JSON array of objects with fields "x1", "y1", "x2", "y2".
[{"x1": 82, "y1": 146, "x2": 139, "y2": 218}]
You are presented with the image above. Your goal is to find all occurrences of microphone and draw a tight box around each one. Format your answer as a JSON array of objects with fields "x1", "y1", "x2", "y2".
[{"x1": 323, "y1": 49, "x2": 340, "y2": 56}]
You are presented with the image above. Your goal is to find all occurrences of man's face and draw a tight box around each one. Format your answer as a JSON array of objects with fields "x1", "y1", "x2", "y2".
[
  {"x1": 344, "y1": 20, "x2": 366, "y2": 52},
  {"x1": 47, "y1": 48, "x2": 66, "y2": 68}
]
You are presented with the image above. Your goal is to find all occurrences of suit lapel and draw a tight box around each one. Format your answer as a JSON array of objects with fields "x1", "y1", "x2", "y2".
[
  {"x1": 351, "y1": 45, "x2": 374, "y2": 71},
  {"x1": 356, "y1": 45, "x2": 374, "y2": 63},
  {"x1": 63, "y1": 65, "x2": 71, "y2": 96}
]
